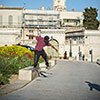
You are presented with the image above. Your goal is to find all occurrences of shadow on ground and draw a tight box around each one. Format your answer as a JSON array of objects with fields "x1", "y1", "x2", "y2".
[{"x1": 85, "y1": 81, "x2": 100, "y2": 92}]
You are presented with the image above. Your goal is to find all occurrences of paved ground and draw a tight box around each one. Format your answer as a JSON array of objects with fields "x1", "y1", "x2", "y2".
[
  {"x1": 0, "y1": 80, "x2": 30, "y2": 96},
  {"x1": 0, "y1": 60, "x2": 100, "y2": 100}
]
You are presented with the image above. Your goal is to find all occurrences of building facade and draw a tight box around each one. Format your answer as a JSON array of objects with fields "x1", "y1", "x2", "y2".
[
  {"x1": 84, "y1": 30, "x2": 100, "y2": 61},
  {"x1": 0, "y1": 6, "x2": 23, "y2": 45},
  {"x1": 60, "y1": 11, "x2": 83, "y2": 27},
  {"x1": 23, "y1": 9, "x2": 60, "y2": 29},
  {"x1": 0, "y1": 3, "x2": 100, "y2": 61}
]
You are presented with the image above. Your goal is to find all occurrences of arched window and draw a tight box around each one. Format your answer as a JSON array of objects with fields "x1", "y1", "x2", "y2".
[{"x1": 8, "y1": 15, "x2": 13, "y2": 25}]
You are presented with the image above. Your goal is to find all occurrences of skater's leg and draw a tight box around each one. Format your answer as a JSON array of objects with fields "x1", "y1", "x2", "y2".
[
  {"x1": 41, "y1": 49, "x2": 49, "y2": 68},
  {"x1": 34, "y1": 50, "x2": 40, "y2": 69}
]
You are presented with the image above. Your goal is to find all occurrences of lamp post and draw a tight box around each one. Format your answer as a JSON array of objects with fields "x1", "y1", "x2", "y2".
[
  {"x1": 69, "y1": 38, "x2": 72, "y2": 57},
  {"x1": 89, "y1": 49, "x2": 93, "y2": 62},
  {"x1": 22, "y1": 13, "x2": 25, "y2": 44},
  {"x1": 78, "y1": 46, "x2": 82, "y2": 60}
]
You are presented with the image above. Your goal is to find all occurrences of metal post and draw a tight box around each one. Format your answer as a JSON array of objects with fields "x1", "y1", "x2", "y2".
[
  {"x1": 89, "y1": 49, "x2": 93, "y2": 62},
  {"x1": 78, "y1": 46, "x2": 82, "y2": 60},
  {"x1": 69, "y1": 38, "x2": 72, "y2": 57},
  {"x1": 91, "y1": 49, "x2": 93, "y2": 62},
  {"x1": 21, "y1": 9, "x2": 25, "y2": 44}
]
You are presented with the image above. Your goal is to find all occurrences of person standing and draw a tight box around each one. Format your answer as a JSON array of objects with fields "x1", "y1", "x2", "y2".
[
  {"x1": 82, "y1": 54, "x2": 85, "y2": 61},
  {"x1": 63, "y1": 51, "x2": 67, "y2": 59}
]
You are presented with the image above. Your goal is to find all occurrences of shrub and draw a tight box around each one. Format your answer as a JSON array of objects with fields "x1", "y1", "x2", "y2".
[
  {"x1": 0, "y1": 45, "x2": 44, "y2": 85},
  {"x1": 0, "y1": 45, "x2": 34, "y2": 85},
  {"x1": 0, "y1": 74, "x2": 10, "y2": 85}
]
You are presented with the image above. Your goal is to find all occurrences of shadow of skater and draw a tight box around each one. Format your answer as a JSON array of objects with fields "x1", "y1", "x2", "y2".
[{"x1": 85, "y1": 81, "x2": 100, "y2": 92}]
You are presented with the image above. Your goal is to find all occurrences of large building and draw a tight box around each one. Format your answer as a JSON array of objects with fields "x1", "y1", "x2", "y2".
[{"x1": 0, "y1": 0, "x2": 100, "y2": 61}]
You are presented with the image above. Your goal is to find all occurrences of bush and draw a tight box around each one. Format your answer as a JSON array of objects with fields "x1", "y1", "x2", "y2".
[
  {"x1": 0, "y1": 74, "x2": 9, "y2": 85},
  {"x1": 0, "y1": 45, "x2": 34, "y2": 85},
  {"x1": 0, "y1": 45, "x2": 44, "y2": 85}
]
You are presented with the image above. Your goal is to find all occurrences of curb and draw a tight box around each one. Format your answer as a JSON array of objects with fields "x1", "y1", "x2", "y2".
[
  {"x1": 0, "y1": 80, "x2": 31, "y2": 96},
  {"x1": 0, "y1": 60, "x2": 57, "y2": 96}
]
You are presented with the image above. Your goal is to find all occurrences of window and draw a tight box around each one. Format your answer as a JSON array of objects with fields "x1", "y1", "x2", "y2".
[
  {"x1": 29, "y1": 36, "x2": 33, "y2": 39},
  {"x1": 8, "y1": 15, "x2": 13, "y2": 25},
  {"x1": 29, "y1": 30, "x2": 33, "y2": 33}
]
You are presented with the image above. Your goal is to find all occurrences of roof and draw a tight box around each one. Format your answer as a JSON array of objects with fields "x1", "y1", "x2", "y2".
[
  {"x1": 65, "y1": 29, "x2": 84, "y2": 37},
  {"x1": 0, "y1": 5, "x2": 23, "y2": 10}
]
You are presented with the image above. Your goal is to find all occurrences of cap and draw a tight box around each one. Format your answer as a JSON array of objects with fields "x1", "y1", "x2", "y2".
[{"x1": 44, "y1": 35, "x2": 49, "y2": 41}]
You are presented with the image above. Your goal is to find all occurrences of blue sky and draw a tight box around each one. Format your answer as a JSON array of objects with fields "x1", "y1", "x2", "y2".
[{"x1": 0, "y1": 0, "x2": 100, "y2": 19}]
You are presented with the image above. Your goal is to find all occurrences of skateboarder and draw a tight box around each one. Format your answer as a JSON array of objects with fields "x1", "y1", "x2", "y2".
[{"x1": 26, "y1": 30, "x2": 58, "y2": 76}]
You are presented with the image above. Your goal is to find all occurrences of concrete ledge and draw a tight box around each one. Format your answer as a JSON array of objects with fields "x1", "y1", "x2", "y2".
[
  {"x1": 68, "y1": 57, "x2": 75, "y2": 61},
  {"x1": 39, "y1": 60, "x2": 56, "y2": 69},
  {"x1": 19, "y1": 67, "x2": 38, "y2": 81},
  {"x1": 19, "y1": 60, "x2": 57, "y2": 81},
  {"x1": 49, "y1": 60, "x2": 57, "y2": 66}
]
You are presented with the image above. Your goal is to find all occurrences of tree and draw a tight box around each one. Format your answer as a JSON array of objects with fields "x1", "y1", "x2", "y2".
[{"x1": 83, "y1": 7, "x2": 99, "y2": 30}]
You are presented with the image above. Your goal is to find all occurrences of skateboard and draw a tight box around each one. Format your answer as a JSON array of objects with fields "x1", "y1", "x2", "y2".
[{"x1": 34, "y1": 68, "x2": 52, "y2": 77}]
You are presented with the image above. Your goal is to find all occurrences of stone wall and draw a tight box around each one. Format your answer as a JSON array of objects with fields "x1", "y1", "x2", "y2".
[{"x1": 84, "y1": 30, "x2": 100, "y2": 62}]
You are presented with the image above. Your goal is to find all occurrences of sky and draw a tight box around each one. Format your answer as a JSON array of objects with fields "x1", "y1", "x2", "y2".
[{"x1": 0, "y1": 0, "x2": 100, "y2": 20}]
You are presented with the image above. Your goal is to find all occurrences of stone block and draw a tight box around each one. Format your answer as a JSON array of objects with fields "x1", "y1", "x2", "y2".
[{"x1": 19, "y1": 66, "x2": 38, "y2": 81}]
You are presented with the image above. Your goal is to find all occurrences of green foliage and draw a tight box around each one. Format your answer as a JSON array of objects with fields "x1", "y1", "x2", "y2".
[
  {"x1": 83, "y1": 7, "x2": 99, "y2": 30},
  {"x1": 0, "y1": 46, "x2": 34, "y2": 85},
  {"x1": 0, "y1": 45, "x2": 44, "y2": 85},
  {"x1": 0, "y1": 74, "x2": 9, "y2": 85}
]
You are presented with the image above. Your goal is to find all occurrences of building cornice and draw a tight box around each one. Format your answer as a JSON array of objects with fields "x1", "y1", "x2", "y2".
[{"x1": 0, "y1": 6, "x2": 23, "y2": 10}]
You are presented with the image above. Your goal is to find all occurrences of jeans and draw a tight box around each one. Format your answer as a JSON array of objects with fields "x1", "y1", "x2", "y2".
[{"x1": 34, "y1": 49, "x2": 49, "y2": 68}]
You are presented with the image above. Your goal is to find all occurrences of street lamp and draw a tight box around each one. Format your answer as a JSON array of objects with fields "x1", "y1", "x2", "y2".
[
  {"x1": 89, "y1": 49, "x2": 93, "y2": 62},
  {"x1": 69, "y1": 38, "x2": 72, "y2": 57},
  {"x1": 78, "y1": 46, "x2": 82, "y2": 60},
  {"x1": 22, "y1": 13, "x2": 25, "y2": 44}
]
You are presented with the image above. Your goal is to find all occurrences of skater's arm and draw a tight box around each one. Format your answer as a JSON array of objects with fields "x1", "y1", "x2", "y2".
[{"x1": 49, "y1": 43, "x2": 58, "y2": 52}]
